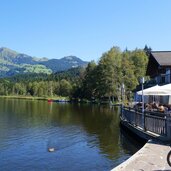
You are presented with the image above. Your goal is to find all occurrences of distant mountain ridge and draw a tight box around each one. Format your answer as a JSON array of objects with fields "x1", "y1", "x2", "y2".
[{"x1": 0, "y1": 47, "x2": 88, "y2": 77}]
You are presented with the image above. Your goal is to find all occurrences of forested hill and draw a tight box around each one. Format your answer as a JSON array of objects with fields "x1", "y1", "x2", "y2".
[
  {"x1": 0, "y1": 47, "x2": 88, "y2": 77},
  {"x1": 0, "y1": 67, "x2": 85, "y2": 97},
  {"x1": 0, "y1": 46, "x2": 149, "y2": 101},
  {"x1": 0, "y1": 67, "x2": 84, "y2": 83}
]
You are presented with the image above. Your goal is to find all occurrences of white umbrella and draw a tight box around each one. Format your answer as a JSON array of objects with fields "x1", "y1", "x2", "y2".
[
  {"x1": 137, "y1": 85, "x2": 171, "y2": 96},
  {"x1": 160, "y1": 83, "x2": 171, "y2": 92}
]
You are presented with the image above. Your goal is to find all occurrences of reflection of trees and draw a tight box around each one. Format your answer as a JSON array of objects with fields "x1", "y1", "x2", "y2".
[
  {"x1": 48, "y1": 104, "x2": 122, "y2": 159},
  {"x1": 71, "y1": 105, "x2": 121, "y2": 160},
  {"x1": 119, "y1": 126, "x2": 146, "y2": 155},
  {"x1": 0, "y1": 99, "x2": 142, "y2": 160}
]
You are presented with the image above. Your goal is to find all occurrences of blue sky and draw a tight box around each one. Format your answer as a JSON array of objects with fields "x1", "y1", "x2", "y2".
[{"x1": 0, "y1": 0, "x2": 171, "y2": 61}]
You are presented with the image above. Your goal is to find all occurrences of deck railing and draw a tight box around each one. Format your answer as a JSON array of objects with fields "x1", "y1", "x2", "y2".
[
  {"x1": 122, "y1": 107, "x2": 169, "y2": 137},
  {"x1": 145, "y1": 114, "x2": 167, "y2": 136}
]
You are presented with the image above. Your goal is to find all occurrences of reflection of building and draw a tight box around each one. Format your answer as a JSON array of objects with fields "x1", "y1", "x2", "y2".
[{"x1": 146, "y1": 51, "x2": 171, "y2": 84}]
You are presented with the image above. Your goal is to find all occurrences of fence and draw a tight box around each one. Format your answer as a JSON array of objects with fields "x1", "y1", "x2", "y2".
[{"x1": 122, "y1": 107, "x2": 168, "y2": 137}]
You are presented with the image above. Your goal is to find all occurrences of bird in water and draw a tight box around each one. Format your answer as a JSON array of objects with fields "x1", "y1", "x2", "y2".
[{"x1": 48, "y1": 147, "x2": 55, "y2": 152}]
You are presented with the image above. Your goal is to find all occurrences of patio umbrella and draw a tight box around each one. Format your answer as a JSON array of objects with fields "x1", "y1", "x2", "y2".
[
  {"x1": 160, "y1": 83, "x2": 171, "y2": 93},
  {"x1": 137, "y1": 85, "x2": 171, "y2": 96}
]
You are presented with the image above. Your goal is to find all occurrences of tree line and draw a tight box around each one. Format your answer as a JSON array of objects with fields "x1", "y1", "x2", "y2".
[
  {"x1": 73, "y1": 47, "x2": 149, "y2": 102},
  {"x1": 0, "y1": 46, "x2": 149, "y2": 102}
]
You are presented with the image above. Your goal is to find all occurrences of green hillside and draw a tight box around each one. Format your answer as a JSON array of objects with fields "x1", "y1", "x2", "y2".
[{"x1": 0, "y1": 47, "x2": 88, "y2": 77}]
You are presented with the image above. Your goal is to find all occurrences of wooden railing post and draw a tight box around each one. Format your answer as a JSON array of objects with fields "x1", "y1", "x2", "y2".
[
  {"x1": 135, "y1": 109, "x2": 137, "y2": 126},
  {"x1": 166, "y1": 115, "x2": 171, "y2": 140},
  {"x1": 144, "y1": 112, "x2": 146, "y2": 131},
  {"x1": 120, "y1": 104, "x2": 123, "y2": 118}
]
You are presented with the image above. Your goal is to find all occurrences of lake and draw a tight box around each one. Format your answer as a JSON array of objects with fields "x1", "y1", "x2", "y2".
[{"x1": 0, "y1": 98, "x2": 143, "y2": 171}]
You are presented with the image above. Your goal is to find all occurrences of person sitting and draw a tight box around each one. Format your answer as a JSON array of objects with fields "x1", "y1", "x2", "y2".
[
  {"x1": 163, "y1": 105, "x2": 168, "y2": 112},
  {"x1": 145, "y1": 104, "x2": 153, "y2": 111},
  {"x1": 152, "y1": 103, "x2": 159, "y2": 109},
  {"x1": 134, "y1": 102, "x2": 142, "y2": 110},
  {"x1": 158, "y1": 105, "x2": 165, "y2": 112}
]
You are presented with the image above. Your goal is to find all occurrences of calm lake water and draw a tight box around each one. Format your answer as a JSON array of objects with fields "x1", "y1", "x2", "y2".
[{"x1": 0, "y1": 98, "x2": 144, "y2": 171}]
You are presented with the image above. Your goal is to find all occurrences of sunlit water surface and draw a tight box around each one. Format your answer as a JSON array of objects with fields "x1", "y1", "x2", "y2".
[{"x1": 0, "y1": 99, "x2": 143, "y2": 171}]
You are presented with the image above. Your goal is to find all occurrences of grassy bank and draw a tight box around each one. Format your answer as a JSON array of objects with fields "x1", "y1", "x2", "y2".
[
  {"x1": 0, "y1": 96, "x2": 123, "y2": 105},
  {"x1": 0, "y1": 95, "x2": 69, "y2": 101}
]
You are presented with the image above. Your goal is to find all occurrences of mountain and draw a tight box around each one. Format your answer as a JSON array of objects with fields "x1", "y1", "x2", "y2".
[
  {"x1": 0, "y1": 47, "x2": 88, "y2": 77},
  {"x1": 40, "y1": 56, "x2": 88, "y2": 72}
]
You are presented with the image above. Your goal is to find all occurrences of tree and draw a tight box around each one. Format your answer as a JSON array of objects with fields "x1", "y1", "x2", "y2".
[
  {"x1": 95, "y1": 47, "x2": 122, "y2": 101},
  {"x1": 32, "y1": 82, "x2": 39, "y2": 96},
  {"x1": 53, "y1": 81, "x2": 60, "y2": 96},
  {"x1": 130, "y1": 49, "x2": 148, "y2": 81},
  {"x1": 121, "y1": 51, "x2": 138, "y2": 100},
  {"x1": 38, "y1": 87, "x2": 44, "y2": 97},
  {"x1": 59, "y1": 79, "x2": 72, "y2": 96},
  {"x1": 144, "y1": 44, "x2": 152, "y2": 56},
  {"x1": 82, "y1": 61, "x2": 97, "y2": 99},
  {"x1": 0, "y1": 83, "x2": 5, "y2": 95},
  {"x1": 14, "y1": 83, "x2": 26, "y2": 95},
  {"x1": 48, "y1": 81, "x2": 54, "y2": 97}
]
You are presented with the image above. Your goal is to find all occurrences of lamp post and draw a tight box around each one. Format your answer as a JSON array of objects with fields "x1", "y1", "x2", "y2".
[
  {"x1": 121, "y1": 83, "x2": 125, "y2": 104},
  {"x1": 140, "y1": 77, "x2": 145, "y2": 130},
  {"x1": 121, "y1": 83, "x2": 125, "y2": 117}
]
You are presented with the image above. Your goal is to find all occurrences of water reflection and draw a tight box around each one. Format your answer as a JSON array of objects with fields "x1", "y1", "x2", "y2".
[{"x1": 0, "y1": 99, "x2": 143, "y2": 170}]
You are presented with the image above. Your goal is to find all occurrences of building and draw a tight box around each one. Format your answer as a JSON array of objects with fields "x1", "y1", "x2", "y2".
[{"x1": 146, "y1": 51, "x2": 171, "y2": 84}]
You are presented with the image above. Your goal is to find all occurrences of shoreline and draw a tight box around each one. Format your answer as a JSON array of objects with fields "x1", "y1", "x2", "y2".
[
  {"x1": 0, "y1": 95, "x2": 66, "y2": 101},
  {"x1": 0, "y1": 96, "x2": 122, "y2": 105}
]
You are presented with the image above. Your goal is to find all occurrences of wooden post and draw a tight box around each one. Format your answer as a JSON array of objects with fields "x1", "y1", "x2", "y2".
[
  {"x1": 121, "y1": 83, "x2": 125, "y2": 118},
  {"x1": 120, "y1": 104, "x2": 123, "y2": 118},
  {"x1": 135, "y1": 109, "x2": 137, "y2": 126},
  {"x1": 140, "y1": 77, "x2": 145, "y2": 130},
  {"x1": 166, "y1": 115, "x2": 171, "y2": 140},
  {"x1": 144, "y1": 111, "x2": 146, "y2": 131}
]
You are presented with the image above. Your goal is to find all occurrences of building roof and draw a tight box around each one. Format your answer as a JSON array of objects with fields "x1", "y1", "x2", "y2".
[{"x1": 151, "y1": 51, "x2": 171, "y2": 66}]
